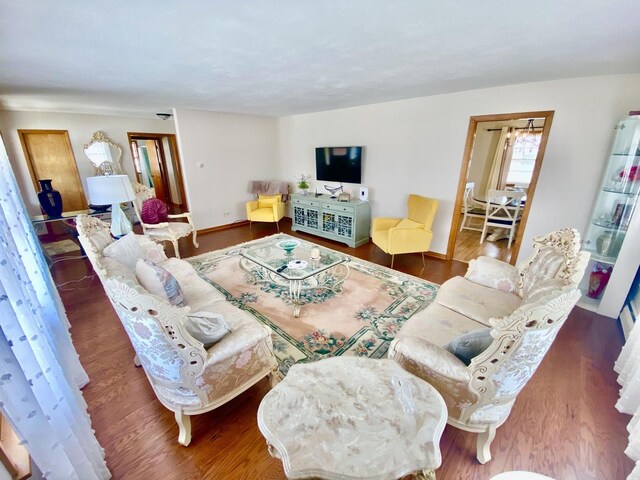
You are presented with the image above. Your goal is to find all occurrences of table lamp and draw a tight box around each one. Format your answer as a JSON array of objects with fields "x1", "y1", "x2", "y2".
[{"x1": 86, "y1": 175, "x2": 135, "y2": 237}]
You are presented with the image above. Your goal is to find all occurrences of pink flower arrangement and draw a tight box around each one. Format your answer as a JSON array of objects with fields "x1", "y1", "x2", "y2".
[{"x1": 618, "y1": 166, "x2": 639, "y2": 182}]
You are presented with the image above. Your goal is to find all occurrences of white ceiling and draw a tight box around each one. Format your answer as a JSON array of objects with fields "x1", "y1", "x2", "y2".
[{"x1": 1, "y1": 1, "x2": 639, "y2": 118}]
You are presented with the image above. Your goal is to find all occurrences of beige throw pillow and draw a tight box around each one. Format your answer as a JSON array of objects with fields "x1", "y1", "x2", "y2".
[{"x1": 102, "y1": 232, "x2": 140, "y2": 270}]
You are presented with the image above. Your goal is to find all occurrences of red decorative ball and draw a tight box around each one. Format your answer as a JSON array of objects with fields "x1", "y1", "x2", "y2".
[{"x1": 141, "y1": 198, "x2": 168, "y2": 224}]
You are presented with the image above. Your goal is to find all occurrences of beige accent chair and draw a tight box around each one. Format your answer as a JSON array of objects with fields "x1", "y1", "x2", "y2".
[
  {"x1": 132, "y1": 182, "x2": 198, "y2": 258},
  {"x1": 76, "y1": 215, "x2": 277, "y2": 446},
  {"x1": 372, "y1": 194, "x2": 439, "y2": 268},
  {"x1": 389, "y1": 228, "x2": 589, "y2": 463}
]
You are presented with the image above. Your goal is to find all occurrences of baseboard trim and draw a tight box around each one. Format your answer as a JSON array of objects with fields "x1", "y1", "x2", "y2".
[
  {"x1": 425, "y1": 251, "x2": 447, "y2": 260},
  {"x1": 197, "y1": 220, "x2": 249, "y2": 235}
]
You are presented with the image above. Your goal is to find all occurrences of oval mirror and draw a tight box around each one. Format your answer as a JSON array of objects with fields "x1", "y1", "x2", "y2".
[{"x1": 83, "y1": 131, "x2": 123, "y2": 175}]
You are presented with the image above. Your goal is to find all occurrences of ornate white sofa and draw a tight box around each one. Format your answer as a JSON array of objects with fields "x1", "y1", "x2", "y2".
[
  {"x1": 76, "y1": 215, "x2": 277, "y2": 446},
  {"x1": 389, "y1": 228, "x2": 590, "y2": 463}
]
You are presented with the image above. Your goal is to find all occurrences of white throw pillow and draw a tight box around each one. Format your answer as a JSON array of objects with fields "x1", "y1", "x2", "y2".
[
  {"x1": 135, "y1": 259, "x2": 185, "y2": 306},
  {"x1": 184, "y1": 311, "x2": 231, "y2": 348},
  {"x1": 102, "y1": 232, "x2": 140, "y2": 271}
]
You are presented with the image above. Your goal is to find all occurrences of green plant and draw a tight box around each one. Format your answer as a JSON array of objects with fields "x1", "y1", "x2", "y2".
[{"x1": 297, "y1": 174, "x2": 310, "y2": 190}]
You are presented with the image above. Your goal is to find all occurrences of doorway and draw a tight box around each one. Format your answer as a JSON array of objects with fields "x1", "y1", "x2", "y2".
[
  {"x1": 18, "y1": 129, "x2": 87, "y2": 212},
  {"x1": 447, "y1": 111, "x2": 554, "y2": 264},
  {"x1": 127, "y1": 133, "x2": 187, "y2": 212}
]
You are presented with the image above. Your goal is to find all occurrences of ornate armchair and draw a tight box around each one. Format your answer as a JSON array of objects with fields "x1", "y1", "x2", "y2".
[
  {"x1": 388, "y1": 228, "x2": 589, "y2": 463},
  {"x1": 372, "y1": 194, "x2": 439, "y2": 268},
  {"x1": 132, "y1": 182, "x2": 198, "y2": 258}
]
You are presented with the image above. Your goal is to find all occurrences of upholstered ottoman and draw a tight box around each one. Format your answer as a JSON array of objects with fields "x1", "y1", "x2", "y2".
[{"x1": 257, "y1": 357, "x2": 447, "y2": 479}]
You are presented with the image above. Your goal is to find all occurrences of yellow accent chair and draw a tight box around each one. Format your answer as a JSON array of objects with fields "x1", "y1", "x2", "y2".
[
  {"x1": 372, "y1": 194, "x2": 439, "y2": 268},
  {"x1": 246, "y1": 194, "x2": 286, "y2": 231}
]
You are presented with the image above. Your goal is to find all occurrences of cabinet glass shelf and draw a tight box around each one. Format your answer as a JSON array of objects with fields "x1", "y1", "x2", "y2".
[
  {"x1": 601, "y1": 187, "x2": 639, "y2": 196},
  {"x1": 591, "y1": 220, "x2": 629, "y2": 232}
]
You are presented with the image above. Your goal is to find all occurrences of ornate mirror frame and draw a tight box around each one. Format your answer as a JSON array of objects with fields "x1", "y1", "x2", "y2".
[{"x1": 83, "y1": 131, "x2": 123, "y2": 175}]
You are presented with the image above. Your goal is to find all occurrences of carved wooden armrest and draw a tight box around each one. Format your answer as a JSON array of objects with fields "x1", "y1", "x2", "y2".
[
  {"x1": 142, "y1": 222, "x2": 170, "y2": 229},
  {"x1": 168, "y1": 212, "x2": 191, "y2": 220}
]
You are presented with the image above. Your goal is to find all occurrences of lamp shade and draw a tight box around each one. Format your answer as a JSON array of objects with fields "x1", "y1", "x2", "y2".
[{"x1": 86, "y1": 175, "x2": 135, "y2": 205}]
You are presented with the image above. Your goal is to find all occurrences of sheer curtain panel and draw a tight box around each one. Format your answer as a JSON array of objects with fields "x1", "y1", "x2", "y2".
[
  {"x1": 615, "y1": 317, "x2": 640, "y2": 480},
  {"x1": 0, "y1": 138, "x2": 110, "y2": 479}
]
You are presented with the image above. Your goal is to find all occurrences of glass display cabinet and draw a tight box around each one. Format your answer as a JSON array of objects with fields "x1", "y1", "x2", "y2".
[{"x1": 580, "y1": 115, "x2": 640, "y2": 313}]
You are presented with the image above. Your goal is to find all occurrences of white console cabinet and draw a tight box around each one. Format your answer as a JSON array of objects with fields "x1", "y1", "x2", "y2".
[{"x1": 290, "y1": 193, "x2": 371, "y2": 247}]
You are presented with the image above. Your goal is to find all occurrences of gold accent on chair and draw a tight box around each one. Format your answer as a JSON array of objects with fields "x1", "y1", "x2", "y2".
[
  {"x1": 372, "y1": 194, "x2": 439, "y2": 268},
  {"x1": 246, "y1": 194, "x2": 286, "y2": 231},
  {"x1": 132, "y1": 182, "x2": 198, "y2": 258}
]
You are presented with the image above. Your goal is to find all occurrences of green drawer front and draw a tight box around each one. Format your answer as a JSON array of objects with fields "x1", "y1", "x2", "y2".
[
  {"x1": 324, "y1": 203, "x2": 355, "y2": 214},
  {"x1": 292, "y1": 198, "x2": 319, "y2": 207}
]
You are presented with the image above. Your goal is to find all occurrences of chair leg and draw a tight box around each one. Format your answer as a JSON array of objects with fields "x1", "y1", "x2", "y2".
[
  {"x1": 192, "y1": 230, "x2": 199, "y2": 248},
  {"x1": 460, "y1": 212, "x2": 467, "y2": 232},
  {"x1": 172, "y1": 240, "x2": 180, "y2": 259},
  {"x1": 249, "y1": 220, "x2": 252, "y2": 231},
  {"x1": 133, "y1": 354, "x2": 141, "y2": 367},
  {"x1": 476, "y1": 425, "x2": 496, "y2": 464},
  {"x1": 507, "y1": 227, "x2": 514, "y2": 249},
  {"x1": 175, "y1": 410, "x2": 192, "y2": 447},
  {"x1": 276, "y1": 221, "x2": 280, "y2": 232},
  {"x1": 421, "y1": 251, "x2": 426, "y2": 266},
  {"x1": 480, "y1": 223, "x2": 488, "y2": 244},
  {"x1": 390, "y1": 255, "x2": 395, "y2": 269}
]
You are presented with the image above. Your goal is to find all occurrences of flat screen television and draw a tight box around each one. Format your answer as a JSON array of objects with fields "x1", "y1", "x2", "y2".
[{"x1": 315, "y1": 146, "x2": 363, "y2": 184}]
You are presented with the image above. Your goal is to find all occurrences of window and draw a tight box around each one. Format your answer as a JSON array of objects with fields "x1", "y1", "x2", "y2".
[{"x1": 506, "y1": 132, "x2": 541, "y2": 186}]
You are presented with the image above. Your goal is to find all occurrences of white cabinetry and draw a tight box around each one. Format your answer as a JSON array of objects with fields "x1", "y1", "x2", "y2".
[{"x1": 579, "y1": 116, "x2": 640, "y2": 318}]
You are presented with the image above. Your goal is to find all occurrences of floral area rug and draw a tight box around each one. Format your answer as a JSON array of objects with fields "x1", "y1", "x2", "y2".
[{"x1": 187, "y1": 234, "x2": 439, "y2": 375}]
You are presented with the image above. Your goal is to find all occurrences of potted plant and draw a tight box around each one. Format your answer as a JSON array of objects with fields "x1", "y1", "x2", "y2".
[{"x1": 297, "y1": 174, "x2": 310, "y2": 195}]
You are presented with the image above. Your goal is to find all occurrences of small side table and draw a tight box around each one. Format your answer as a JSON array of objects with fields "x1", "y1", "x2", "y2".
[{"x1": 257, "y1": 357, "x2": 447, "y2": 480}]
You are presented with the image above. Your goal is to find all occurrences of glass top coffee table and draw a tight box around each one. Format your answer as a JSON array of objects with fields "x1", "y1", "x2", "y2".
[{"x1": 239, "y1": 236, "x2": 349, "y2": 317}]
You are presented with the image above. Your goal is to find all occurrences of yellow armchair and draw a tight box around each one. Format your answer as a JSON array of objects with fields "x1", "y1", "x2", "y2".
[
  {"x1": 372, "y1": 194, "x2": 439, "y2": 268},
  {"x1": 246, "y1": 194, "x2": 286, "y2": 231}
]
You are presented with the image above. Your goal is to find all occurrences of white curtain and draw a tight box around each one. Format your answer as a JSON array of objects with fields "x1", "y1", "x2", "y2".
[
  {"x1": 0, "y1": 139, "x2": 110, "y2": 479},
  {"x1": 615, "y1": 319, "x2": 640, "y2": 480},
  {"x1": 485, "y1": 126, "x2": 510, "y2": 195}
]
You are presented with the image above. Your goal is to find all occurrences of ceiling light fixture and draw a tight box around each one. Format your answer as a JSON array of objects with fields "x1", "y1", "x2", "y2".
[
  {"x1": 514, "y1": 118, "x2": 541, "y2": 153},
  {"x1": 156, "y1": 113, "x2": 172, "y2": 120}
]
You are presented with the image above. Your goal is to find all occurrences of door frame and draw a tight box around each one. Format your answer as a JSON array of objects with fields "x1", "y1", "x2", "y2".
[
  {"x1": 127, "y1": 132, "x2": 188, "y2": 210},
  {"x1": 446, "y1": 110, "x2": 555, "y2": 264},
  {"x1": 18, "y1": 129, "x2": 87, "y2": 210}
]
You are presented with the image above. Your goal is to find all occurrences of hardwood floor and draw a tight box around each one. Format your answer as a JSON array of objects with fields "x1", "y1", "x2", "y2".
[
  {"x1": 453, "y1": 214, "x2": 514, "y2": 264},
  {"x1": 52, "y1": 220, "x2": 634, "y2": 479}
]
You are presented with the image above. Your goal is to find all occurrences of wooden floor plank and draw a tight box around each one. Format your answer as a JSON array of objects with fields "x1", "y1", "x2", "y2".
[{"x1": 52, "y1": 220, "x2": 634, "y2": 479}]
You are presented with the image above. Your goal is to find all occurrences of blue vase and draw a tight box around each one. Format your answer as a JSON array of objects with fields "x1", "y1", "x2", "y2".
[{"x1": 37, "y1": 179, "x2": 63, "y2": 217}]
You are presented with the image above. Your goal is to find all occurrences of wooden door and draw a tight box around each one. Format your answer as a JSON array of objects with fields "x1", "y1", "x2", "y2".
[
  {"x1": 19, "y1": 130, "x2": 87, "y2": 212},
  {"x1": 145, "y1": 139, "x2": 168, "y2": 203}
]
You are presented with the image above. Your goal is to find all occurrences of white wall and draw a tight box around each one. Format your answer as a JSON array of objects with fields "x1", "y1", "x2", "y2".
[
  {"x1": 173, "y1": 108, "x2": 278, "y2": 229},
  {"x1": 277, "y1": 74, "x2": 640, "y2": 261},
  {"x1": 0, "y1": 110, "x2": 175, "y2": 215}
]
